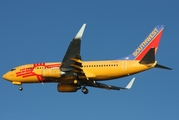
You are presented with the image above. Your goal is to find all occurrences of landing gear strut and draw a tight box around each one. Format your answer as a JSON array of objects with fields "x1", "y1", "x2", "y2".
[
  {"x1": 73, "y1": 73, "x2": 88, "y2": 94},
  {"x1": 82, "y1": 87, "x2": 89, "y2": 94},
  {"x1": 73, "y1": 73, "x2": 80, "y2": 85}
]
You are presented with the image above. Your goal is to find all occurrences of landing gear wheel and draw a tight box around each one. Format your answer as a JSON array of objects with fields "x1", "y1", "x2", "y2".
[
  {"x1": 82, "y1": 87, "x2": 89, "y2": 94},
  {"x1": 18, "y1": 87, "x2": 23, "y2": 91}
]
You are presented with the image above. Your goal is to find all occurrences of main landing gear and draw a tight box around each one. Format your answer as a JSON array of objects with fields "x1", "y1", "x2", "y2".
[
  {"x1": 81, "y1": 87, "x2": 89, "y2": 94},
  {"x1": 73, "y1": 79, "x2": 89, "y2": 94}
]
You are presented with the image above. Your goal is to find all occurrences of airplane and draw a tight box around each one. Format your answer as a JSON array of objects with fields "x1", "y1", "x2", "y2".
[{"x1": 2, "y1": 24, "x2": 172, "y2": 94}]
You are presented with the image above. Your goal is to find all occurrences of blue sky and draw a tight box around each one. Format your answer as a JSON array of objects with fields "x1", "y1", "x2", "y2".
[{"x1": 0, "y1": 1, "x2": 178, "y2": 120}]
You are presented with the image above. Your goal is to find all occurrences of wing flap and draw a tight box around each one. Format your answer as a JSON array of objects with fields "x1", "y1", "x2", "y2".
[
  {"x1": 93, "y1": 82, "x2": 120, "y2": 90},
  {"x1": 70, "y1": 58, "x2": 82, "y2": 63},
  {"x1": 71, "y1": 64, "x2": 82, "y2": 70}
]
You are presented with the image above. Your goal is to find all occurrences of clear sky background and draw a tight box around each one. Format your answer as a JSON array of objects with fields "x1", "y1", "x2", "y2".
[{"x1": 0, "y1": 1, "x2": 178, "y2": 120}]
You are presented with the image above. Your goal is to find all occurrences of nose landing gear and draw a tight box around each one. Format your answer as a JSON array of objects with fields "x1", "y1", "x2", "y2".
[
  {"x1": 18, "y1": 86, "x2": 23, "y2": 91},
  {"x1": 18, "y1": 84, "x2": 23, "y2": 91}
]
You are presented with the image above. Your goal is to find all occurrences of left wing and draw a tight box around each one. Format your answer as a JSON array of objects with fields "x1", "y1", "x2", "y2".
[{"x1": 86, "y1": 77, "x2": 135, "y2": 90}]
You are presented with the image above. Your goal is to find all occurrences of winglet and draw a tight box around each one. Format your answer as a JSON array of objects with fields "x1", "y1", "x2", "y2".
[
  {"x1": 74, "y1": 23, "x2": 86, "y2": 39},
  {"x1": 125, "y1": 77, "x2": 135, "y2": 89}
]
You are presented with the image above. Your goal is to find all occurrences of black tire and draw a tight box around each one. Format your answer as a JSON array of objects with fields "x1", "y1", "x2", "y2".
[{"x1": 82, "y1": 87, "x2": 88, "y2": 94}]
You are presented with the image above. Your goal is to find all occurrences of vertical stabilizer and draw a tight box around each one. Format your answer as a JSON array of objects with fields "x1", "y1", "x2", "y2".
[
  {"x1": 139, "y1": 48, "x2": 155, "y2": 64},
  {"x1": 120, "y1": 25, "x2": 164, "y2": 60}
]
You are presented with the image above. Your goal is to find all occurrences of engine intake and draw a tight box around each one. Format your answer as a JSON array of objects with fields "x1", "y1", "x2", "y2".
[
  {"x1": 42, "y1": 68, "x2": 65, "y2": 78},
  {"x1": 57, "y1": 84, "x2": 79, "y2": 92}
]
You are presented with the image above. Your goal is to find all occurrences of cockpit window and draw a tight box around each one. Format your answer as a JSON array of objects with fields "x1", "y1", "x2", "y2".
[{"x1": 10, "y1": 68, "x2": 16, "y2": 71}]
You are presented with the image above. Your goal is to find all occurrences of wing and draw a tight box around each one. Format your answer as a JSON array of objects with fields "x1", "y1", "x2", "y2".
[
  {"x1": 60, "y1": 24, "x2": 95, "y2": 79},
  {"x1": 85, "y1": 77, "x2": 135, "y2": 90},
  {"x1": 59, "y1": 24, "x2": 135, "y2": 92},
  {"x1": 60, "y1": 24, "x2": 86, "y2": 72}
]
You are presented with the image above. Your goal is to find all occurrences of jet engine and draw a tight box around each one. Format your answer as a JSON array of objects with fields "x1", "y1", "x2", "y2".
[
  {"x1": 42, "y1": 68, "x2": 65, "y2": 78},
  {"x1": 57, "y1": 83, "x2": 80, "y2": 92}
]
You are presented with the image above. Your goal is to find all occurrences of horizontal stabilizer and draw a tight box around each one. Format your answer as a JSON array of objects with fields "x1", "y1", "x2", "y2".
[{"x1": 155, "y1": 64, "x2": 172, "y2": 70}]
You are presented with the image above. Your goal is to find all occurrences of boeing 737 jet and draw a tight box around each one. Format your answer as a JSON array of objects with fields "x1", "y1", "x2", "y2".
[{"x1": 2, "y1": 24, "x2": 172, "y2": 94}]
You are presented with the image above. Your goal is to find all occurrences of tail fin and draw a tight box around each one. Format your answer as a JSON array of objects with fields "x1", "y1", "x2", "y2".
[
  {"x1": 121, "y1": 25, "x2": 164, "y2": 60},
  {"x1": 139, "y1": 48, "x2": 155, "y2": 64}
]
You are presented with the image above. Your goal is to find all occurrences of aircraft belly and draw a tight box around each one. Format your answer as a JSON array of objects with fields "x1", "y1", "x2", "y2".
[
  {"x1": 57, "y1": 76, "x2": 74, "y2": 83},
  {"x1": 15, "y1": 76, "x2": 40, "y2": 83},
  {"x1": 19, "y1": 76, "x2": 75, "y2": 83}
]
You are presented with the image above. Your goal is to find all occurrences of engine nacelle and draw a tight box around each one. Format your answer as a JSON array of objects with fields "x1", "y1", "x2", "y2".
[
  {"x1": 57, "y1": 84, "x2": 79, "y2": 92},
  {"x1": 42, "y1": 68, "x2": 65, "y2": 78}
]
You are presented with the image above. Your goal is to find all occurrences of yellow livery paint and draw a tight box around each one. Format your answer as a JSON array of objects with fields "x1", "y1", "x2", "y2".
[
  {"x1": 2, "y1": 24, "x2": 171, "y2": 94},
  {"x1": 3, "y1": 61, "x2": 156, "y2": 83}
]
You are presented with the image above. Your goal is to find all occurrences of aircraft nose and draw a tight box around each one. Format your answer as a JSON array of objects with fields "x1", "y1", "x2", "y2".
[{"x1": 2, "y1": 73, "x2": 8, "y2": 80}]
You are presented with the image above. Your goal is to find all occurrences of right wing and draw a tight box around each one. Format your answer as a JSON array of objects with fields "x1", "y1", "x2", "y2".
[
  {"x1": 60, "y1": 24, "x2": 86, "y2": 73},
  {"x1": 59, "y1": 24, "x2": 135, "y2": 91},
  {"x1": 59, "y1": 24, "x2": 95, "y2": 79}
]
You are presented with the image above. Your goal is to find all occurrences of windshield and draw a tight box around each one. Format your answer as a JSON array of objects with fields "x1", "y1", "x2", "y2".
[{"x1": 10, "y1": 68, "x2": 16, "y2": 71}]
